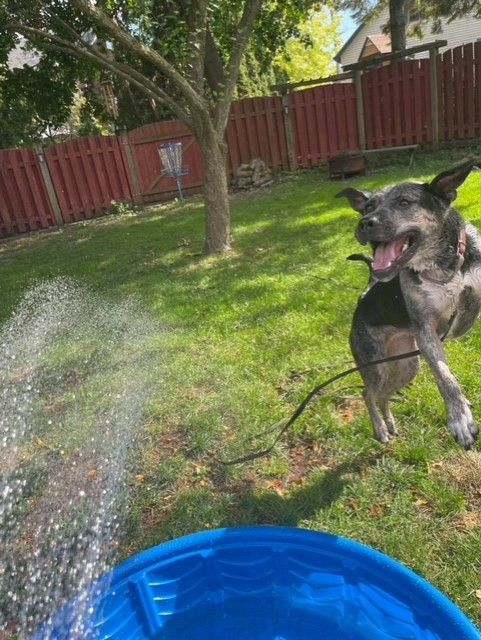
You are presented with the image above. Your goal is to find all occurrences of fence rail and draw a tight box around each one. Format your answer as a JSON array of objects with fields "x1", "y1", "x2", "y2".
[{"x1": 1, "y1": 42, "x2": 480, "y2": 239}]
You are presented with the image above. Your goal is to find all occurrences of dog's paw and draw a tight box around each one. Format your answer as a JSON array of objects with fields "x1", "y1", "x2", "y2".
[
  {"x1": 384, "y1": 415, "x2": 398, "y2": 436},
  {"x1": 373, "y1": 427, "x2": 390, "y2": 444},
  {"x1": 448, "y1": 403, "x2": 479, "y2": 449}
]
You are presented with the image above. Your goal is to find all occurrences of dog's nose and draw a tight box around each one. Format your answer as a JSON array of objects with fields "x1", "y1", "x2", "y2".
[{"x1": 360, "y1": 215, "x2": 379, "y2": 230}]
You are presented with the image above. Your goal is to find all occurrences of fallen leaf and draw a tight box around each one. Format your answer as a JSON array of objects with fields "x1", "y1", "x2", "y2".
[
  {"x1": 345, "y1": 500, "x2": 361, "y2": 511},
  {"x1": 415, "y1": 498, "x2": 429, "y2": 507},
  {"x1": 367, "y1": 504, "x2": 385, "y2": 518}
]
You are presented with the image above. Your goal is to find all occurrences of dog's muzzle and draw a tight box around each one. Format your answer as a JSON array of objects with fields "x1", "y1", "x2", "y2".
[
  {"x1": 355, "y1": 216, "x2": 419, "y2": 282},
  {"x1": 355, "y1": 214, "x2": 392, "y2": 245}
]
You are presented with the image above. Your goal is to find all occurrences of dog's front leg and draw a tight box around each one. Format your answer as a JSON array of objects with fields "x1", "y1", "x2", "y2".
[{"x1": 416, "y1": 326, "x2": 478, "y2": 448}]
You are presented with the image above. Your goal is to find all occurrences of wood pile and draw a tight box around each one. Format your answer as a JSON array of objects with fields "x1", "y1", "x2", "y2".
[{"x1": 232, "y1": 158, "x2": 273, "y2": 190}]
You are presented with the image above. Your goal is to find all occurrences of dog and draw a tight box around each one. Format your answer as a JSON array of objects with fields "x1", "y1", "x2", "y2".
[{"x1": 337, "y1": 159, "x2": 481, "y2": 449}]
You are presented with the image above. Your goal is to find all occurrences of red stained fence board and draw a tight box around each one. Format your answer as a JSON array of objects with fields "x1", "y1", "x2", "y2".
[
  {"x1": 439, "y1": 43, "x2": 481, "y2": 141},
  {"x1": 362, "y1": 59, "x2": 431, "y2": 149},
  {"x1": 44, "y1": 135, "x2": 132, "y2": 223},
  {"x1": 290, "y1": 82, "x2": 358, "y2": 167},
  {"x1": 0, "y1": 147, "x2": 56, "y2": 237},
  {"x1": 226, "y1": 96, "x2": 289, "y2": 171},
  {"x1": 127, "y1": 120, "x2": 204, "y2": 203}
]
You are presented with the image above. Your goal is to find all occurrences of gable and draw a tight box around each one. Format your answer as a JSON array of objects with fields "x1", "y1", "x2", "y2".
[{"x1": 359, "y1": 34, "x2": 391, "y2": 60}]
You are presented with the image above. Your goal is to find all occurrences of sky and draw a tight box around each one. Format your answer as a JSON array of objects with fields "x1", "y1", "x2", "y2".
[{"x1": 339, "y1": 10, "x2": 358, "y2": 41}]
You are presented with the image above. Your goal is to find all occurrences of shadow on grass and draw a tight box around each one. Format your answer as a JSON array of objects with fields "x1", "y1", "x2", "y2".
[
  {"x1": 145, "y1": 450, "x2": 382, "y2": 544},
  {"x1": 0, "y1": 184, "x2": 363, "y2": 332},
  {"x1": 229, "y1": 450, "x2": 381, "y2": 527}
]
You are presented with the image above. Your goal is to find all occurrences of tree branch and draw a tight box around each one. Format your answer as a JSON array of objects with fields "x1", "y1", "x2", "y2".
[
  {"x1": 204, "y1": 28, "x2": 226, "y2": 94},
  {"x1": 70, "y1": 0, "x2": 208, "y2": 114},
  {"x1": 186, "y1": 0, "x2": 209, "y2": 93},
  {"x1": 215, "y1": 0, "x2": 262, "y2": 133},
  {"x1": 8, "y1": 22, "x2": 193, "y2": 127}
]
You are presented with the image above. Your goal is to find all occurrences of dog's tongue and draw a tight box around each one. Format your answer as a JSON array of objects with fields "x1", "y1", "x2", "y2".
[{"x1": 373, "y1": 238, "x2": 406, "y2": 271}]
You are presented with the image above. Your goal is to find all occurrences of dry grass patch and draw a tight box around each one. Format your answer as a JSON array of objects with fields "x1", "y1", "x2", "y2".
[{"x1": 436, "y1": 451, "x2": 481, "y2": 529}]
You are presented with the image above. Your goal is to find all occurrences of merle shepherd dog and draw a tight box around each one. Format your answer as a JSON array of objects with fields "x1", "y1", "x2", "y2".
[{"x1": 337, "y1": 160, "x2": 481, "y2": 449}]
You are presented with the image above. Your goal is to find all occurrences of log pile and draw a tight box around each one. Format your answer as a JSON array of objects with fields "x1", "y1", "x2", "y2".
[{"x1": 232, "y1": 158, "x2": 273, "y2": 190}]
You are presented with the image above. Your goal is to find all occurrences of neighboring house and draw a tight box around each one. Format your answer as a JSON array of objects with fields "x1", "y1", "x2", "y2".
[
  {"x1": 7, "y1": 39, "x2": 40, "y2": 69},
  {"x1": 335, "y1": 8, "x2": 481, "y2": 68}
]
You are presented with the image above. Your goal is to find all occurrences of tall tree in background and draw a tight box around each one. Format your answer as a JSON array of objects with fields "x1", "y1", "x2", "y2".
[
  {"x1": 1, "y1": 0, "x2": 324, "y2": 254},
  {"x1": 388, "y1": 0, "x2": 408, "y2": 51},
  {"x1": 274, "y1": 8, "x2": 341, "y2": 82}
]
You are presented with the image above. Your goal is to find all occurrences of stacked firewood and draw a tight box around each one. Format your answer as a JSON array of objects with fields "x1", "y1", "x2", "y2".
[{"x1": 232, "y1": 158, "x2": 273, "y2": 190}]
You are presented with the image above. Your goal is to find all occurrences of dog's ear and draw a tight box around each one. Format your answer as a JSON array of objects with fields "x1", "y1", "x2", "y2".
[
  {"x1": 428, "y1": 159, "x2": 479, "y2": 203},
  {"x1": 335, "y1": 188, "x2": 371, "y2": 213}
]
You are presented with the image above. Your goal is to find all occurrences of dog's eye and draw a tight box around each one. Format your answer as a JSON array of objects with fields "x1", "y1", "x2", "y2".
[{"x1": 399, "y1": 198, "x2": 410, "y2": 207}]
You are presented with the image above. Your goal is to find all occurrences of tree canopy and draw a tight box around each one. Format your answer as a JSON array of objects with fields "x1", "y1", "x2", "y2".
[
  {"x1": 0, "y1": 1, "x2": 327, "y2": 143},
  {"x1": 274, "y1": 8, "x2": 341, "y2": 83}
]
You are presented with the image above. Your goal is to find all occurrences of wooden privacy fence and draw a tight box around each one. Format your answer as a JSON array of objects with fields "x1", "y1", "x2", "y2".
[
  {"x1": 360, "y1": 58, "x2": 432, "y2": 149},
  {"x1": 0, "y1": 148, "x2": 58, "y2": 237},
  {"x1": 43, "y1": 136, "x2": 133, "y2": 224},
  {"x1": 439, "y1": 41, "x2": 481, "y2": 141},
  {"x1": 1, "y1": 41, "x2": 481, "y2": 239},
  {"x1": 289, "y1": 81, "x2": 358, "y2": 168}
]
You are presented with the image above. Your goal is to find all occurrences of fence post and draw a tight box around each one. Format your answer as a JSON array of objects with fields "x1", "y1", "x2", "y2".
[
  {"x1": 281, "y1": 92, "x2": 298, "y2": 171},
  {"x1": 429, "y1": 48, "x2": 441, "y2": 147},
  {"x1": 120, "y1": 133, "x2": 144, "y2": 205},
  {"x1": 354, "y1": 70, "x2": 367, "y2": 151},
  {"x1": 35, "y1": 146, "x2": 64, "y2": 227}
]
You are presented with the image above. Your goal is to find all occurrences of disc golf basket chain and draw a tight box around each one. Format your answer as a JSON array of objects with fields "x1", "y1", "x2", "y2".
[{"x1": 159, "y1": 142, "x2": 189, "y2": 202}]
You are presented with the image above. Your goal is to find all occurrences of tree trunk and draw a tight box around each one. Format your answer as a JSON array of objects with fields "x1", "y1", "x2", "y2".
[
  {"x1": 389, "y1": 0, "x2": 409, "y2": 52},
  {"x1": 197, "y1": 123, "x2": 231, "y2": 254}
]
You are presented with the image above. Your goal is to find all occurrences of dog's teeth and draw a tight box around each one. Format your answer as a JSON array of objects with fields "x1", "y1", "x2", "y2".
[{"x1": 402, "y1": 241, "x2": 409, "y2": 252}]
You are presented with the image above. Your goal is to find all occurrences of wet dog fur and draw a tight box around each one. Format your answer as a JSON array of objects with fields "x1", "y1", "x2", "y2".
[{"x1": 337, "y1": 159, "x2": 481, "y2": 449}]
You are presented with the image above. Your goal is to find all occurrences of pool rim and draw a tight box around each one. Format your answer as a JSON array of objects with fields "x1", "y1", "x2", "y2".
[{"x1": 104, "y1": 525, "x2": 480, "y2": 639}]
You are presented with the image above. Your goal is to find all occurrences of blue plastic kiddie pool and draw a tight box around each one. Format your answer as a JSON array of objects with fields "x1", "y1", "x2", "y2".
[{"x1": 40, "y1": 526, "x2": 481, "y2": 639}]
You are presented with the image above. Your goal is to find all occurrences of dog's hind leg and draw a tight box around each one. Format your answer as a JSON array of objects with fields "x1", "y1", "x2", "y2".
[
  {"x1": 352, "y1": 327, "x2": 419, "y2": 443},
  {"x1": 378, "y1": 357, "x2": 420, "y2": 435},
  {"x1": 351, "y1": 324, "x2": 393, "y2": 442},
  {"x1": 377, "y1": 334, "x2": 420, "y2": 436},
  {"x1": 362, "y1": 386, "x2": 391, "y2": 443}
]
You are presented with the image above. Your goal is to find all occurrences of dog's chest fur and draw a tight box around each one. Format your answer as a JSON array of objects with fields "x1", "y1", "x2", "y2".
[
  {"x1": 401, "y1": 273, "x2": 463, "y2": 338},
  {"x1": 399, "y1": 265, "x2": 481, "y2": 338},
  {"x1": 357, "y1": 258, "x2": 481, "y2": 339}
]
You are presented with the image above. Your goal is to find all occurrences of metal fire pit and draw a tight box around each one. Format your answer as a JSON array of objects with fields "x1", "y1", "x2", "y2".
[{"x1": 328, "y1": 151, "x2": 366, "y2": 179}]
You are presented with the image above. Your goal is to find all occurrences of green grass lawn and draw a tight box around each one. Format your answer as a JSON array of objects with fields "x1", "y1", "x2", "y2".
[{"x1": 2, "y1": 148, "x2": 481, "y2": 624}]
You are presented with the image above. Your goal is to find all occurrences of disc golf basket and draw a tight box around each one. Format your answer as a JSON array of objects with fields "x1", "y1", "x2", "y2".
[{"x1": 159, "y1": 142, "x2": 189, "y2": 202}]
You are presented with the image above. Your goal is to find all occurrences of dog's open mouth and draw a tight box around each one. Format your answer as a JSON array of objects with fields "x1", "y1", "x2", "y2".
[{"x1": 372, "y1": 235, "x2": 417, "y2": 278}]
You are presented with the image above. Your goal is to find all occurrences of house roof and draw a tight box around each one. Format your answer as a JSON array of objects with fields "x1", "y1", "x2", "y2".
[{"x1": 365, "y1": 34, "x2": 391, "y2": 53}]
